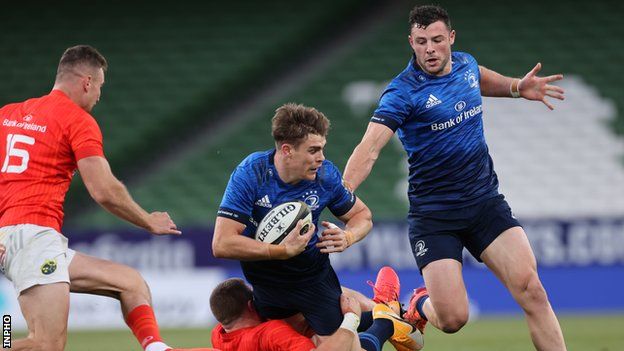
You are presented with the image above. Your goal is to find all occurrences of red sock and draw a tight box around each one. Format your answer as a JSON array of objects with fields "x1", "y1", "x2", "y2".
[{"x1": 125, "y1": 304, "x2": 163, "y2": 349}]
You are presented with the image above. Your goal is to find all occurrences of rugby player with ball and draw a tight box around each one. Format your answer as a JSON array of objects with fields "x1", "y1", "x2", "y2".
[{"x1": 213, "y1": 103, "x2": 422, "y2": 350}]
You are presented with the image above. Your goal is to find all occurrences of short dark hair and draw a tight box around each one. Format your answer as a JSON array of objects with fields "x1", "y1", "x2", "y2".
[
  {"x1": 408, "y1": 5, "x2": 451, "y2": 32},
  {"x1": 271, "y1": 103, "x2": 330, "y2": 147},
  {"x1": 209, "y1": 278, "x2": 253, "y2": 326},
  {"x1": 56, "y1": 45, "x2": 108, "y2": 81}
]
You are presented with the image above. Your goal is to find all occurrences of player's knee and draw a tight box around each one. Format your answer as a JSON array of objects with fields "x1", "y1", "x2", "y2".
[
  {"x1": 112, "y1": 265, "x2": 150, "y2": 299},
  {"x1": 511, "y1": 272, "x2": 549, "y2": 310},
  {"x1": 438, "y1": 316, "x2": 467, "y2": 333},
  {"x1": 438, "y1": 308, "x2": 468, "y2": 333},
  {"x1": 127, "y1": 268, "x2": 150, "y2": 294},
  {"x1": 525, "y1": 279, "x2": 549, "y2": 309}
]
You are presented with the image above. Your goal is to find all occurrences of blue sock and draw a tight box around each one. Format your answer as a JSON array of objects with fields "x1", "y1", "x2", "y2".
[
  {"x1": 416, "y1": 295, "x2": 429, "y2": 321},
  {"x1": 359, "y1": 318, "x2": 394, "y2": 350},
  {"x1": 358, "y1": 311, "x2": 373, "y2": 332},
  {"x1": 359, "y1": 332, "x2": 382, "y2": 351}
]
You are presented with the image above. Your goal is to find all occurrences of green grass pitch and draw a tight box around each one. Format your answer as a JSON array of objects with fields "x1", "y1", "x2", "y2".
[{"x1": 14, "y1": 314, "x2": 624, "y2": 350}]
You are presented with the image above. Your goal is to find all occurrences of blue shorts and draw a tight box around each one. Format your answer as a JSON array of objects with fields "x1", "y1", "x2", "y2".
[
  {"x1": 408, "y1": 194, "x2": 521, "y2": 271},
  {"x1": 251, "y1": 267, "x2": 342, "y2": 336}
]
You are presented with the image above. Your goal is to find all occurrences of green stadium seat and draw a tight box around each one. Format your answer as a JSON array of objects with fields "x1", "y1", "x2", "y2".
[{"x1": 64, "y1": 0, "x2": 624, "y2": 228}]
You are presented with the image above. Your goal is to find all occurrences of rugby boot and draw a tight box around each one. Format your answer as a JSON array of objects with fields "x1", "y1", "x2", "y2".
[
  {"x1": 402, "y1": 287, "x2": 429, "y2": 333},
  {"x1": 367, "y1": 266, "x2": 400, "y2": 304},
  {"x1": 373, "y1": 303, "x2": 424, "y2": 351}
]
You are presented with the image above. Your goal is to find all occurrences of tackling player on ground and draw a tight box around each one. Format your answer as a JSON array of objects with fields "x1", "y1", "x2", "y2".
[
  {"x1": 210, "y1": 267, "x2": 421, "y2": 351},
  {"x1": 344, "y1": 5, "x2": 567, "y2": 350},
  {"x1": 0, "y1": 45, "x2": 212, "y2": 351}
]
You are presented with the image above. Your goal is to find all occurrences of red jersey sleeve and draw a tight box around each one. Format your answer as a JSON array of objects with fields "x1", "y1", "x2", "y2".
[
  {"x1": 68, "y1": 111, "x2": 104, "y2": 161},
  {"x1": 260, "y1": 320, "x2": 315, "y2": 351}
]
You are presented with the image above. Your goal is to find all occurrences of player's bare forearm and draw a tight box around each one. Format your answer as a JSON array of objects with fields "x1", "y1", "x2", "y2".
[
  {"x1": 96, "y1": 181, "x2": 152, "y2": 229},
  {"x1": 91, "y1": 179, "x2": 181, "y2": 235},
  {"x1": 479, "y1": 65, "x2": 516, "y2": 97},
  {"x1": 341, "y1": 200, "x2": 373, "y2": 246},
  {"x1": 313, "y1": 329, "x2": 355, "y2": 351},
  {"x1": 318, "y1": 200, "x2": 372, "y2": 253},
  {"x1": 480, "y1": 63, "x2": 565, "y2": 109},
  {"x1": 78, "y1": 156, "x2": 154, "y2": 231},
  {"x1": 344, "y1": 123, "x2": 394, "y2": 191},
  {"x1": 213, "y1": 217, "x2": 290, "y2": 260},
  {"x1": 343, "y1": 143, "x2": 376, "y2": 192},
  {"x1": 213, "y1": 233, "x2": 280, "y2": 260},
  {"x1": 345, "y1": 217, "x2": 372, "y2": 246}
]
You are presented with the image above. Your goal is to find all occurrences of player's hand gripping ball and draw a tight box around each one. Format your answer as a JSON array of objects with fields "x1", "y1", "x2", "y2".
[{"x1": 255, "y1": 201, "x2": 312, "y2": 244}]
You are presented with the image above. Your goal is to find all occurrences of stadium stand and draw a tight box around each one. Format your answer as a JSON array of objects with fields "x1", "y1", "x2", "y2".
[
  {"x1": 62, "y1": 0, "x2": 624, "y2": 228},
  {"x1": 0, "y1": 0, "x2": 372, "y2": 218}
]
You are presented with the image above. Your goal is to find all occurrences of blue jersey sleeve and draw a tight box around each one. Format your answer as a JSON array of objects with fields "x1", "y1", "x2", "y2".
[
  {"x1": 217, "y1": 165, "x2": 256, "y2": 225},
  {"x1": 470, "y1": 55, "x2": 482, "y2": 82},
  {"x1": 371, "y1": 84, "x2": 412, "y2": 132},
  {"x1": 325, "y1": 163, "x2": 357, "y2": 217}
]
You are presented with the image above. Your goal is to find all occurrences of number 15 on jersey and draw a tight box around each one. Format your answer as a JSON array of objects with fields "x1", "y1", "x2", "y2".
[{"x1": 2, "y1": 133, "x2": 35, "y2": 174}]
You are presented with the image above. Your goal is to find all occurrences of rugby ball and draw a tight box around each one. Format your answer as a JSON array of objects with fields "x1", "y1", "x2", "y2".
[{"x1": 255, "y1": 201, "x2": 312, "y2": 244}]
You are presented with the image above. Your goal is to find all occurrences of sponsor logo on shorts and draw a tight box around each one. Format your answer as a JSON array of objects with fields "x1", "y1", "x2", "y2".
[
  {"x1": 40, "y1": 259, "x2": 57, "y2": 275},
  {"x1": 414, "y1": 240, "x2": 428, "y2": 257}
]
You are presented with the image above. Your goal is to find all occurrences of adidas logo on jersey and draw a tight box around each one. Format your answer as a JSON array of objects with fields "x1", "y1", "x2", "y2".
[
  {"x1": 255, "y1": 195, "x2": 272, "y2": 208},
  {"x1": 425, "y1": 94, "x2": 442, "y2": 109}
]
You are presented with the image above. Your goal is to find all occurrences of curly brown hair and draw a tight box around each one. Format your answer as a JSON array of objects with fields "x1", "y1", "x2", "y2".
[
  {"x1": 409, "y1": 4, "x2": 451, "y2": 32},
  {"x1": 271, "y1": 103, "x2": 330, "y2": 147}
]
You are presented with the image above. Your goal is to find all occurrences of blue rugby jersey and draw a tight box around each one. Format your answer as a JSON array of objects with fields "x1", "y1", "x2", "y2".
[
  {"x1": 372, "y1": 52, "x2": 499, "y2": 213},
  {"x1": 217, "y1": 149, "x2": 356, "y2": 286}
]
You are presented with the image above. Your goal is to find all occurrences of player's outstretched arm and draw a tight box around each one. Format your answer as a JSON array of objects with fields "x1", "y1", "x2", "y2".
[
  {"x1": 77, "y1": 156, "x2": 181, "y2": 235},
  {"x1": 479, "y1": 63, "x2": 565, "y2": 110},
  {"x1": 213, "y1": 217, "x2": 314, "y2": 260},
  {"x1": 316, "y1": 199, "x2": 372, "y2": 253},
  {"x1": 344, "y1": 123, "x2": 394, "y2": 192}
]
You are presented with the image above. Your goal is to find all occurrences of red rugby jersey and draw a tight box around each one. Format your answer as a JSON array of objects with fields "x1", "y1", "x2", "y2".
[
  {"x1": 0, "y1": 89, "x2": 104, "y2": 232},
  {"x1": 211, "y1": 320, "x2": 315, "y2": 351}
]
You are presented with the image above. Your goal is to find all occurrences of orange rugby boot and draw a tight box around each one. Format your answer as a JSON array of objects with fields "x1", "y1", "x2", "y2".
[
  {"x1": 373, "y1": 303, "x2": 424, "y2": 351},
  {"x1": 367, "y1": 266, "x2": 400, "y2": 304},
  {"x1": 402, "y1": 287, "x2": 429, "y2": 333}
]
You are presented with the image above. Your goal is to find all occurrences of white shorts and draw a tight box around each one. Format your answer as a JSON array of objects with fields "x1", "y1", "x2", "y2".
[{"x1": 0, "y1": 224, "x2": 75, "y2": 294}]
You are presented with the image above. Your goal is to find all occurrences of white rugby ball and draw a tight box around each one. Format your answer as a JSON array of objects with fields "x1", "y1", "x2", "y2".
[{"x1": 255, "y1": 201, "x2": 312, "y2": 244}]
